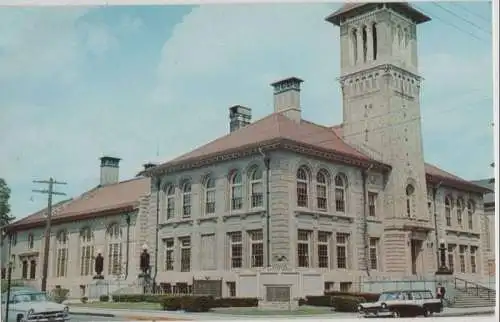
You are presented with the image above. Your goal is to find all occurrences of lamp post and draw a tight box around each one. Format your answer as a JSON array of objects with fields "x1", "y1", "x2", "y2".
[
  {"x1": 5, "y1": 261, "x2": 13, "y2": 322},
  {"x1": 436, "y1": 238, "x2": 452, "y2": 275}
]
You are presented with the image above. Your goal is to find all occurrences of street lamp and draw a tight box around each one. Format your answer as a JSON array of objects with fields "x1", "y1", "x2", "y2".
[
  {"x1": 5, "y1": 261, "x2": 13, "y2": 322},
  {"x1": 436, "y1": 239, "x2": 452, "y2": 275}
]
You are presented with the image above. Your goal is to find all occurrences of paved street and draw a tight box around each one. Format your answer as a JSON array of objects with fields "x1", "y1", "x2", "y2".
[{"x1": 71, "y1": 315, "x2": 127, "y2": 321}]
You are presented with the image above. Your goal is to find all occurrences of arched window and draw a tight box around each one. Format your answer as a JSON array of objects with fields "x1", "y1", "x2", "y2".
[
  {"x1": 230, "y1": 171, "x2": 243, "y2": 210},
  {"x1": 182, "y1": 181, "x2": 192, "y2": 218},
  {"x1": 456, "y1": 199, "x2": 464, "y2": 228},
  {"x1": 107, "y1": 223, "x2": 122, "y2": 276},
  {"x1": 335, "y1": 174, "x2": 346, "y2": 212},
  {"x1": 29, "y1": 260, "x2": 36, "y2": 280},
  {"x1": 21, "y1": 260, "x2": 28, "y2": 279},
  {"x1": 467, "y1": 200, "x2": 475, "y2": 230},
  {"x1": 165, "y1": 185, "x2": 176, "y2": 220},
  {"x1": 351, "y1": 28, "x2": 358, "y2": 64},
  {"x1": 362, "y1": 25, "x2": 368, "y2": 62},
  {"x1": 80, "y1": 227, "x2": 94, "y2": 276},
  {"x1": 316, "y1": 170, "x2": 328, "y2": 210},
  {"x1": 56, "y1": 230, "x2": 68, "y2": 277},
  {"x1": 204, "y1": 177, "x2": 216, "y2": 215},
  {"x1": 297, "y1": 167, "x2": 309, "y2": 207},
  {"x1": 445, "y1": 197, "x2": 452, "y2": 226},
  {"x1": 250, "y1": 167, "x2": 264, "y2": 208},
  {"x1": 372, "y1": 22, "x2": 378, "y2": 60},
  {"x1": 406, "y1": 184, "x2": 415, "y2": 217}
]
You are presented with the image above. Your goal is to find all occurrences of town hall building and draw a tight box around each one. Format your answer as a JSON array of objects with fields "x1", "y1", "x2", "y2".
[{"x1": 2, "y1": 2, "x2": 493, "y2": 299}]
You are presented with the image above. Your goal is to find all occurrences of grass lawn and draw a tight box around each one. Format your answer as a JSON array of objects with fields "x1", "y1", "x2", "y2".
[
  {"x1": 70, "y1": 301, "x2": 162, "y2": 310},
  {"x1": 212, "y1": 306, "x2": 335, "y2": 316}
]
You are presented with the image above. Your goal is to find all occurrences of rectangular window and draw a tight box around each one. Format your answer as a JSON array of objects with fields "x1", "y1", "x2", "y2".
[
  {"x1": 468, "y1": 211, "x2": 473, "y2": 230},
  {"x1": 369, "y1": 238, "x2": 379, "y2": 270},
  {"x1": 251, "y1": 182, "x2": 264, "y2": 208},
  {"x1": 182, "y1": 196, "x2": 191, "y2": 218},
  {"x1": 297, "y1": 230, "x2": 311, "y2": 268},
  {"x1": 470, "y1": 246, "x2": 477, "y2": 273},
  {"x1": 445, "y1": 205, "x2": 452, "y2": 226},
  {"x1": 167, "y1": 197, "x2": 175, "y2": 219},
  {"x1": 459, "y1": 245, "x2": 467, "y2": 273},
  {"x1": 180, "y1": 237, "x2": 191, "y2": 272},
  {"x1": 229, "y1": 232, "x2": 242, "y2": 269},
  {"x1": 108, "y1": 243, "x2": 122, "y2": 276},
  {"x1": 56, "y1": 248, "x2": 68, "y2": 277},
  {"x1": 317, "y1": 185, "x2": 327, "y2": 210},
  {"x1": 457, "y1": 205, "x2": 463, "y2": 228},
  {"x1": 249, "y1": 230, "x2": 264, "y2": 268},
  {"x1": 297, "y1": 182, "x2": 308, "y2": 207},
  {"x1": 447, "y1": 244, "x2": 455, "y2": 272},
  {"x1": 205, "y1": 190, "x2": 216, "y2": 214},
  {"x1": 27, "y1": 234, "x2": 34, "y2": 249},
  {"x1": 227, "y1": 281, "x2": 236, "y2": 297},
  {"x1": 317, "y1": 231, "x2": 330, "y2": 268},
  {"x1": 231, "y1": 185, "x2": 243, "y2": 210},
  {"x1": 340, "y1": 282, "x2": 352, "y2": 292},
  {"x1": 336, "y1": 233, "x2": 349, "y2": 269},
  {"x1": 80, "y1": 245, "x2": 94, "y2": 276},
  {"x1": 164, "y1": 238, "x2": 174, "y2": 271},
  {"x1": 335, "y1": 188, "x2": 345, "y2": 212},
  {"x1": 368, "y1": 192, "x2": 377, "y2": 217}
]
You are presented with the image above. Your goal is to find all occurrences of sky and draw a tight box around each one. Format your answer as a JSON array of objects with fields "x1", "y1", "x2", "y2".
[{"x1": 0, "y1": 1, "x2": 494, "y2": 220}]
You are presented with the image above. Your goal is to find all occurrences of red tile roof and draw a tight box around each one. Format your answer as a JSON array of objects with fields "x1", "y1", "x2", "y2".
[{"x1": 8, "y1": 177, "x2": 150, "y2": 231}]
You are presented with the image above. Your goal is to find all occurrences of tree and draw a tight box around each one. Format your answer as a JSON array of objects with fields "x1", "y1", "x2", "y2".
[{"x1": 0, "y1": 178, "x2": 14, "y2": 227}]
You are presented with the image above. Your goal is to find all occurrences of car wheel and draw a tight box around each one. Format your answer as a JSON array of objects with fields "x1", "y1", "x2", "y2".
[
  {"x1": 392, "y1": 310, "x2": 400, "y2": 318},
  {"x1": 423, "y1": 308, "x2": 431, "y2": 317}
]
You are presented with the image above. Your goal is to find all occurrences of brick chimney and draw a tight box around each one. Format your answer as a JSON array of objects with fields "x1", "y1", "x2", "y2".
[
  {"x1": 271, "y1": 77, "x2": 303, "y2": 122},
  {"x1": 100, "y1": 156, "x2": 120, "y2": 186},
  {"x1": 229, "y1": 105, "x2": 252, "y2": 133}
]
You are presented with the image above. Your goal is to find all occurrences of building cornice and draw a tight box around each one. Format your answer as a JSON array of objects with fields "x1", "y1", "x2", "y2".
[{"x1": 426, "y1": 174, "x2": 492, "y2": 195}]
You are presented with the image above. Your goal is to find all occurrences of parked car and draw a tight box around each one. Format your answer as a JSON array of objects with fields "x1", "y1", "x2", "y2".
[
  {"x1": 1, "y1": 289, "x2": 70, "y2": 322},
  {"x1": 358, "y1": 289, "x2": 443, "y2": 318}
]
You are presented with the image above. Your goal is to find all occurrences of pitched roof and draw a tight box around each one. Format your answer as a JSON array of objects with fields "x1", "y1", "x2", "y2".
[
  {"x1": 148, "y1": 113, "x2": 387, "y2": 175},
  {"x1": 471, "y1": 178, "x2": 495, "y2": 204},
  {"x1": 8, "y1": 177, "x2": 150, "y2": 231}
]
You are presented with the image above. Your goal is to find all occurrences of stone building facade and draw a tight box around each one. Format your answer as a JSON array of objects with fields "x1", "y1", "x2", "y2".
[{"x1": 140, "y1": 3, "x2": 492, "y2": 298}]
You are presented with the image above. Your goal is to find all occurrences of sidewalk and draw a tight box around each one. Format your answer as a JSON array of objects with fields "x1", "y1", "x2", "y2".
[{"x1": 69, "y1": 306, "x2": 495, "y2": 320}]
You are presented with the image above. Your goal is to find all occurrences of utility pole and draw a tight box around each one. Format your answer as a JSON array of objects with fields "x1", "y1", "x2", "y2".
[{"x1": 32, "y1": 178, "x2": 66, "y2": 292}]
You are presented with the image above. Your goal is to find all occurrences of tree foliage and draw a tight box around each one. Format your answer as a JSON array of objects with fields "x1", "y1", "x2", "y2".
[{"x1": 0, "y1": 178, "x2": 14, "y2": 226}]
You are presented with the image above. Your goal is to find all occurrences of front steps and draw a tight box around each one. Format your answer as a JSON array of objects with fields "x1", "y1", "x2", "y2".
[{"x1": 448, "y1": 283, "x2": 496, "y2": 308}]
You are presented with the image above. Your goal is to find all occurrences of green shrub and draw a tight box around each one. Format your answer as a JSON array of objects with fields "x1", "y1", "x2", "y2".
[
  {"x1": 161, "y1": 296, "x2": 184, "y2": 311},
  {"x1": 324, "y1": 291, "x2": 379, "y2": 302},
  {"x1": 99, "y1": 295, "x2": 109, "y2": 302},
  {"x1": 51, "y1": 287, "x2": 70, "y2": 304},
  {"x1": 331, "y1": 295, "x2": 365, "y2": 312},
  {"x1": 180, "y1": 296, "x2": 214, "y2": 312},
  {"x1": 0, "y1": 280, "x2": 25, "y2": 293},
  {"x1": 298, "y1": 298, "x2": 307, "y2": 306},
  {"x1": 212, "y1": 297, "x2": 258, "y2": 308},
  {"x1": 81, "y1": 296, "x2": 88, "y2": 303},
  {"x1": 305, "y1": 295, "x2": 333, "y2": 307}
]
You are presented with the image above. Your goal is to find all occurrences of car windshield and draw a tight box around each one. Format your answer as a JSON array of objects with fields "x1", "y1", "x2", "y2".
[
  {"x1": 14, "y1": 293, "x2": 48, "y2": 302},
  {"x1": 378, "y1": 292, "x2": 399, "y2": 301}
]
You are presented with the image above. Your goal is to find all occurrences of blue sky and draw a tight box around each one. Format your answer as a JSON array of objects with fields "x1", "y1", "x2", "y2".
[{"x1": 0, "y1": 1, "x2": 494, "y2": 220}]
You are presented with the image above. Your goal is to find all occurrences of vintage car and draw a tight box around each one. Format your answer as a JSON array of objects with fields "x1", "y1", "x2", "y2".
[
  {"x1": 358, "y1": 289, "x2": 443, "y2": 318},
  {"x1": 1, "y1": 289, "x2": 70, "y2": 322}
]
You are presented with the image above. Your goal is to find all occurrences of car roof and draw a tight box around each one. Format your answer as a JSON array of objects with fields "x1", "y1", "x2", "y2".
[
  {"x1": 2, "y1": 288, "x2": 42, "y2": 296},
  {"x1": 382, "y1": 290, "x2": 432, "y2": 294}
]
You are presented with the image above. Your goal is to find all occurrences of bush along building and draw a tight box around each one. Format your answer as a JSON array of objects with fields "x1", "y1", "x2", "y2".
[
  {"x1": 139, "y1": 2, "x2": 492, "y2": 305},
  {"x1": 2, "y1": 2, "x2": 494, "y2": 306}
]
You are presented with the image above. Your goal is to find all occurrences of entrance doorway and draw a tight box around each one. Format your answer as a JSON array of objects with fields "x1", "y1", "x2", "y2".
[{"x1": 410, "y1": 239, "x2": 423, "y2": 275}]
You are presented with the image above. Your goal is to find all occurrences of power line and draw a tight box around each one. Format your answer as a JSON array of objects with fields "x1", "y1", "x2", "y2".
[
  {"x1": 414, "y1": 4, "x2": 490, "y2": 43},
  {"x1": 449, "y1": 2, "x2": 491, "y2": 23},
  {"x1": 32, "y1": 178, "x2": 67, "y2": 292},
  {"x1": 432, "y1": 2, "x2": 491, "y2": 35}
]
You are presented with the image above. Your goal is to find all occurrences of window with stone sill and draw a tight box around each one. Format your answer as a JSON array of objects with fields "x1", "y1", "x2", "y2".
[
  {"x1": 459, "y1": 245, "x2": 467, "y2": 273},
  {"x1": 204, "y1": 177, "x2": 216, "y2": 215},
  {"x1": 165, "y1": 185, "x2": 175, "y2": 220},
  {"x1": 180, "y1": 237, "x2": 191, "y2": 272},
  {"x1": 249, "y1": 230, "x2": 264, "y2": 268},
  {"x1": 467, "y1": 200, "x2": 475, "y2": 230},
  {"x1": 80, "y1": 227, "x2": 94, "y2": 276},
  {"x1": 229, "y1": 232, "x2": 242, "y2": 269},
  {"x1": 230, "y1": 171, "x2": 243, "y2": 211},
  {"x1": 336, "y1": 233, "x2": 349, "y2": 269},
  {"x1": 56, "y1": 230, "x2": 68, "y2": 278},
  {"x1": 249, "y1": 167, "x2": 264, "y2": 208},
  {"x1": 335, "y1": 175, "x2": 346, "y2": 213},
  {"x1": 164, "y1": 238, "x2": 174, "y2": 271},
  {"x1": 297, "y1": 167, "x2": 309, "y2": 207},
  {"x1": 27, "y1": 234, "x2": 34, "y2": 249},
  {"x1": 470, "y1": 246, "x2": 478, "y2": 273},
  {"x1": 316, "y1": 170, "x2": 328, "y2": 211},
  {"x1": 368, "y1": 192, "x2": 377, "y2": 217},
  {"x1": 297, "y1": 229, "x2": 311, "y2": 268},
  {"x1": 182, "y1": 182, "x2": 192, "y2": 218},
  {"x1": 227, "y1": 281, "x2": 236, "y2": 297},
  {"x1": 340, "y1": 282, "x2": 352, "y2": 293},
  {"x1": 445, "y1": 197, "x2": 452, "y2": 227},
  {"x1": 21, "y1": 260, "x2": 28, "y2": 279},
  {"x1": 29, "y1": 260, "x2": 36, "y2": 280},
  {"x1": 317, "y1": 231, "x2": 330, "y2": 268}
]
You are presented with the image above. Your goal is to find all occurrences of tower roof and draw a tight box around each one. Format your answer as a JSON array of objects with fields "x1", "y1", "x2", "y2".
[{"x1": 326, "y1": 2, "x2": 431, "y2": 26}]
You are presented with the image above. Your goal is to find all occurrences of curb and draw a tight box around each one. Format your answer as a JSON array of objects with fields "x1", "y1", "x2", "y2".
[
  {"x1": 438, "y1": 310, "x2": 495, "y2": 317},
  {"x1": 70, "y1": 311, "x2": 116, "y2": 318},
  {"x1": 121, "y1": 316, "x2": 191, "y2": 321}
]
